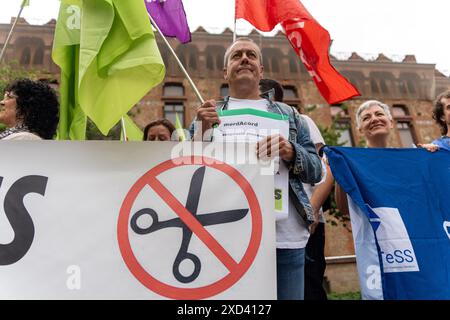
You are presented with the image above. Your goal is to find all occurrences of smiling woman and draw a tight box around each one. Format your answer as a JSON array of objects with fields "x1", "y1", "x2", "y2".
[
  {"x1": 335, "y1": 100, "x2": 394, "y2": 216},
  {"x1": 355, "y1": 100, "x2": 394, "y2": 148},
  {"x1": 0, "y1": 78, "x2": 59, "y2": 140}
]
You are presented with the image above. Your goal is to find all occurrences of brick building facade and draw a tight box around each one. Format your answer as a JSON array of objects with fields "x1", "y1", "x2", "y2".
[{"x1": 2, "y1": 18, "x2": 450, "y2": 293}]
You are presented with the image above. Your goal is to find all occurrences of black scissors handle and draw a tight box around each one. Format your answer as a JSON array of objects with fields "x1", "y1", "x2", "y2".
[
  {"x1": 173, "y1": 224, "x2": 202, "y2": 283},
  {"x1": 172, "y1": 166, "x2": 205, "y2": 283}
]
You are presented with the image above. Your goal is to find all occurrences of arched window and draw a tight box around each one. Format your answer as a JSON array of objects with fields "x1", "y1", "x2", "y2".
[
  {"x1": 370, "y1": 79, "x2": 380, "y2": 95},
  {"x1": 205, "y1": 45, "x2": 226, "y2": 72},
  {"x1": 20, "y1": 47, "x2": 31, "y2": 66},
  {"x1": 392, "y1": 104, "x2": 417, "y2": 147},
  {"x1": 15, "y1": 37, "x2": 46, "y2": 68},
  {"x1": 271, "y1": 57, "x2": 279, "y2": 73},
  {"x1": 216, "y1": 52, "x2": 223, "y2": 70},
  {"x1": 176, "y1": 45, "x2": 199, "y2": 73},
  {"x1": 399, "y1": 72, "x2": 420, "y2": 98},
  {"x1": 33, "y1": 47, "x2": 44, "y2": 65},
  {"x1": 261, "y1": 48, "x2": 283, "y2": 75},
  {"x1": 206, "y1": 54, "x2": 214, "y2": 70},
  {"x1": 341, "y1": 71, "x2": 366, "y2": 96},
  {"x1": 189, "y1": 53, "x2": 197, "y2": 71},
  {"x1": 288, "y1": 51, "x2": 299, "y2": 74},
  {"x1": 370, "y1": 72, "x2": 396, "y2": 97}
]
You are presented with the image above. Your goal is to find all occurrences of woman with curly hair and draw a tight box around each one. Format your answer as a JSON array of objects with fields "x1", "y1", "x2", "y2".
[{"x1": 0, "y1": 78, "x2": 59, "y2": 140}]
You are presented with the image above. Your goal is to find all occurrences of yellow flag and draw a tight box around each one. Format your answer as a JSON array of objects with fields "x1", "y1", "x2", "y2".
[{"x1": 175, "y1": 112, "x2": 187, "y2": 141}]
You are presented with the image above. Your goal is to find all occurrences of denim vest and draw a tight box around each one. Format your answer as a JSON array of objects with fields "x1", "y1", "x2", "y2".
[{"x1": 189, "y1": 96, "x2": 323, "y2": 223}]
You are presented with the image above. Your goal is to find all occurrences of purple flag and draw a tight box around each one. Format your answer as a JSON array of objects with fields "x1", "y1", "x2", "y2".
[{"x1": 145, "y1": 0, "x2": 191, "y2": 43}]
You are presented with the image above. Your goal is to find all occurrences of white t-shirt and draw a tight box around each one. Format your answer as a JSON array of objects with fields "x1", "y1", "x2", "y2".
[
  {"x1": 227, "y1": 97, "x2": 268, "y2": 111},
  {"x1": 226, "y1": 97, "x2": 311, "y2": 249}
]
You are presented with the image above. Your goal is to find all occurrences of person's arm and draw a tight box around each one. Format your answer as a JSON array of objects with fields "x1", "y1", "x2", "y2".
[
  {"x1": 189, "y1": 99, "x2": 220, "y2": 141},
  {"x1": 417, "y1": 143, "x2": 439, "y2": 152},
  {"x1": 335, "y1": 182, "x2": 350, "y2": 217},
  {"x1": 309, "y1": 160, "x2": 334, "y2": 234},
  {"x1": 288, "y1": 109, "x2": 322, "y2": 184}
]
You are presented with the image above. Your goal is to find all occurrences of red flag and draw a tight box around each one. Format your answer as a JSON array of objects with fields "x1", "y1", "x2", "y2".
[{"x1": 235, "y1": 0, "x2": 360, "y2": 104}]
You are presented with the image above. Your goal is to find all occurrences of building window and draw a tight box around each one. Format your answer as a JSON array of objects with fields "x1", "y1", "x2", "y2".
[
  {"x1": 262, "y1": 48, "x2": 283, "y2": 74},
  {"x1": 204, "y1": 45, "x2": 226, "y2": 72},
  {"x1": 271, "y1": 57, "x2": 279, "y2": 73},
  {"x1": 216, "y1": 53, "x2": 223, "y2": 69},
  {"x1": 206, "y1": 54, "x2": 214, "y2": 70},
  {"x1": 164, "y1": 103, "x2": 184, "y2": 127},
  {"x1": 162, "y1": 83, "x2": 185, "y2": 126},
  {"x1": 392, "y1": 105, "x2": 408, "y2": 117},
  {"x1": 20, "y1": 47, "x2": 31, "y2": 66},
  {"x1": 370, "y1": 79, "x2": 380, "y2": 95},
  {"x1": 176, "y1": 45, "x2": 199, "y2": 73},
  {"x1": 407, "y1": 80, "x2": 416, "y2": 94},
  {"x1": 341, "y1": 71, "x2": 366, "y2": 97},
  {"x1": 282, "y1": 86, "x2": 297, "y2": 100},
  {"x1": 370, "y1": 72, "x2": 396, "y2": 97},
  {"x1": 163, "y1": 83, "x2": 184, "y2": 97},
  {"x1": 393, "y1": 104, "x2": 416, "y2": 147},
  {"x1": 282, "y1": 85, "x2": 301, "y2": 108},
  {"x1": 189, "y1": 53, "x2": 197, "y2": 71},
  {"x1": 397, "y1": 122, "x2": 415, "y2": 147},
  {"x1": 289, "y1": 57, "x2": 298, "y2": 73},
  {"x1": 33, "y1": 47, "x2": 44, "y2": 65},
  {"x1": 399, "y1": 72, "x2": 420, "y2": 98}
]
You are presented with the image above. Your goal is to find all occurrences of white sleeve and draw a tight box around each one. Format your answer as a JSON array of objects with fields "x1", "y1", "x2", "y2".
[
  {"x1": 3, "y1": 132, "x2": 42, "y2": 140},
  {"x1": 301, "y1": 115, "x2": 325, "y2": 145}
]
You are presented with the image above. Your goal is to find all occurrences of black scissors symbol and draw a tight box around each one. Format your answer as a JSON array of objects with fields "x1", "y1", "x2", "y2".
[{"x1": 130, "y1": 166, "x2": 249, "y2": 283}]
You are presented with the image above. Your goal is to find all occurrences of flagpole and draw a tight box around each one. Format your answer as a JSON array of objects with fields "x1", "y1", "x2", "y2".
[
  {"x1": 148, "y1": 13, "x2": 204, "y2": 105},
  {"x1": 0, "y1": 3, "x2": 26, "y2": 64},
  {"x1": 233, "y1": 2, "x2": 237, "y2": 42},
  {"x1": 120, "y1": 117, "x2": 128, "y2": 141}
]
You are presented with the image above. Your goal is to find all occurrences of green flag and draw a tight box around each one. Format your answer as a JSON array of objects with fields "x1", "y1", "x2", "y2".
[
  {"x1": 121, "y1": 115, "x2": 144, "y2": 141},
  {"x1": 52, "y1": 0, "x2": 87, "y2": 140},
  {"x1": 175, "y1": 112, "x2": 186, "y2": 141},
  {"x1": 21, "y1": 0, "x2": 30, "y2": 7},
  {"x1": 78, "y1": 0, "x2": 165, "y2": 135}
]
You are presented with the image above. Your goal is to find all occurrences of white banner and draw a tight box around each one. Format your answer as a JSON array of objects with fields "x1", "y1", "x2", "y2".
[{"x1": 0, "y1": 141, "x2": 276, "y2": 300}]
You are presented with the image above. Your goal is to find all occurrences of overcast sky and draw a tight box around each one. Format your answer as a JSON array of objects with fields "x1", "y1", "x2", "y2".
[{"x1": 1, "y1": 0, "x2": 449, "y2": 76}]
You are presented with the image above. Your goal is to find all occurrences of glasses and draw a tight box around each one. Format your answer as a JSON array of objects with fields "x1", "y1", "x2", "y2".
[{"x1": 4, "y1": 92, "x2": 18, "y2": 100}]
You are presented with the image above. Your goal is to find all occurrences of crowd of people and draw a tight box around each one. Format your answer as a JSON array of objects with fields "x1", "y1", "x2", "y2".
[{"x1": 1, "y1": 37, "x2": 449, "y2": 300}]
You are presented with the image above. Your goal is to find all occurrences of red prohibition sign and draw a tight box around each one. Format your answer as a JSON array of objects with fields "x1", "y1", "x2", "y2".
[{"x1": 117, "y1": 156, "x2": 263, "y2": 299}]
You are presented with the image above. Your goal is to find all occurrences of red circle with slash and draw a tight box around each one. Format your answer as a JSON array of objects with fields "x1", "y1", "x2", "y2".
[{"x1": 117, "y1": 156, "x2": 263, "y2": 299}]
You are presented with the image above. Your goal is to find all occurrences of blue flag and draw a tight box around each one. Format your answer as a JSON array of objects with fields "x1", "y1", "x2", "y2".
[{"x1": 325, "y1": 146, "x2": 450, "y2": 300}]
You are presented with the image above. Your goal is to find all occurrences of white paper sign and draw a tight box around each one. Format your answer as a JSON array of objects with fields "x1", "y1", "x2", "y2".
[
  {"x1": 0, "y1": 141, "x2": 275, "y2": 300},
  {"x1": 215, "y1": 108, "x2": 290, "y2": 221}
]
